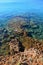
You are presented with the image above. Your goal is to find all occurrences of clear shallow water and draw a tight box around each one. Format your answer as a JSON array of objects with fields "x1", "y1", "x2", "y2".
[
  {"x1": 0, "y1": 2, "x2": 43, "y2": 15},
  {"x1": 0, "y1": 3, "x2": 29, "y2": 15},
  {"x1": 0, "y1": 2, "x2": 43, "y2": 25}
]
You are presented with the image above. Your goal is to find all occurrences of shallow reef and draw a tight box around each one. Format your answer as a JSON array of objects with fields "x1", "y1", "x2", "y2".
[{"x1": 0, "y1": 15, "x2": 43, "y2": 65}]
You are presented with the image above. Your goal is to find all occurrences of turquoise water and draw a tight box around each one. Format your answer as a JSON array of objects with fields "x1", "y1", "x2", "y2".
[
  {"x1": 0, "y1": 3, "x2": 29, "y2": 15},
  {"x1": 0, "y1": 2, "x2": 43, "y2": 15},
  {"x1": 0, "y1": 1, "x2": 43, "y2": 25}
]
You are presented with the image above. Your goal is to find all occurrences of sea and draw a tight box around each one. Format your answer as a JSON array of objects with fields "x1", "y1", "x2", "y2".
[{"x1": 0, "y1": 2, "x2": 43, "y2": 25}]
